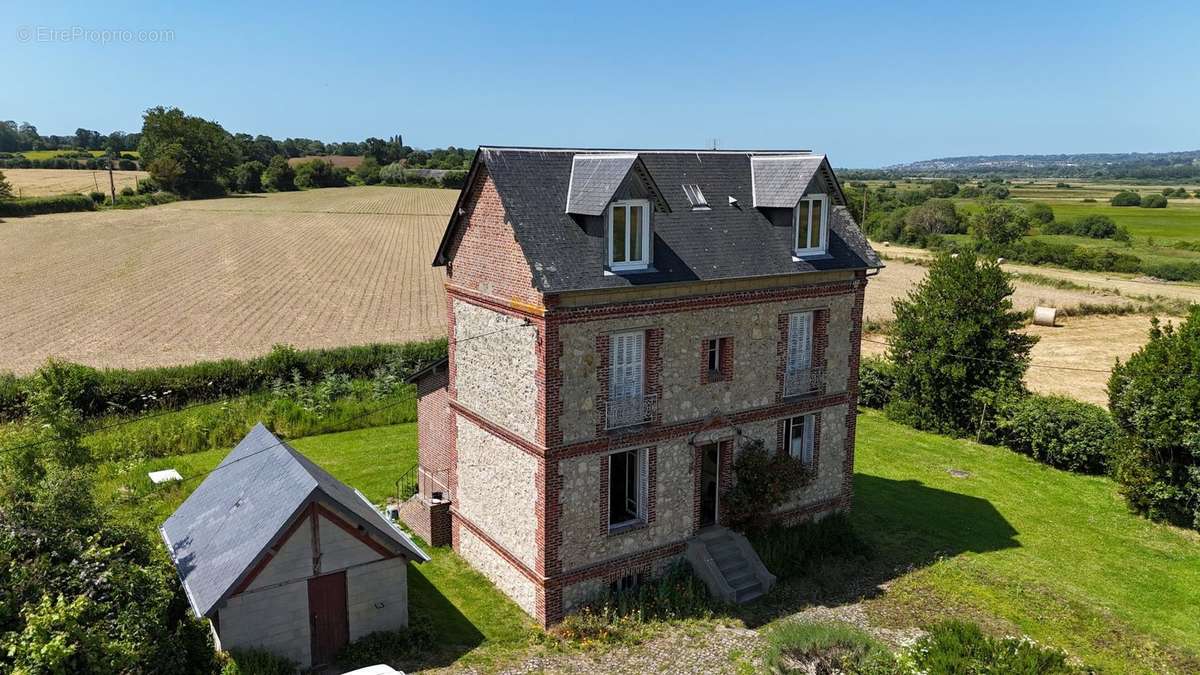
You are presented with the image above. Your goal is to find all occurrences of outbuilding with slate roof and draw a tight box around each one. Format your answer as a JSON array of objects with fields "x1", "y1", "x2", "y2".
[{"x1": 161, "y1": 423, "x2": 428, "y2": 669}]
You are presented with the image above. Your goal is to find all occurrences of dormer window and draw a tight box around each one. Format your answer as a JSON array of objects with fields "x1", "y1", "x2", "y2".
[
  {"x1": 608, "y1": 199, "x2": 651, "y2": 270},
  {"x1": 793, "y1": 194, "x2": 829, "y2": 256}
]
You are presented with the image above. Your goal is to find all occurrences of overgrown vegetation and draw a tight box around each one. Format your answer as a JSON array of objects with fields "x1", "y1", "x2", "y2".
[
  {"x1": 336, "y1": 621, "x2": 435, "y2": 671},
  {"x1": 0, "y1": 339, "x2": 445, "y2": 422},
  {"x1": 1109, "y1": 307, "x2": 1200, "y2": 529},
  {"x1": 547, "y1": 563, "x2": 722, "y2": 647},
  {"x1": 0, "y1": 193, "x2": 95, "y2": 216},
  {"x1": 723, "y1": 437, "x2": 812, "y2": 532}
]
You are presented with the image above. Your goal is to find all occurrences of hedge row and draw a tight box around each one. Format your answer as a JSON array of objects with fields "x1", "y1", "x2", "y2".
[
  {"x1": 0, "y1": 194, "x2": 96, "y2": 217},
  {"x1": 0, "y1": 339, "x2": 447, "y2": 422},
  {"x1": 859, "y1": 358, "x2": 1114, "y2": 474}
]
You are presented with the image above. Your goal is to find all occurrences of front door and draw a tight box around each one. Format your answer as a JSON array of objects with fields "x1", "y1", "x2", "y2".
[
  {"x1": 700, "y1": 442, "x2": 719, "y2": 528},
  {"x1": 308, "y1": 571, "x2": 349, "y2": 667}
]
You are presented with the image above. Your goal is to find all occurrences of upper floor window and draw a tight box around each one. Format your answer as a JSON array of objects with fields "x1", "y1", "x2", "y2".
[
  {"x1": 793, "y1": 194, "x2": 828, "y2": 256},
  {"x1": 608, "y1": 199, "x2": 651, "y2": 270}
]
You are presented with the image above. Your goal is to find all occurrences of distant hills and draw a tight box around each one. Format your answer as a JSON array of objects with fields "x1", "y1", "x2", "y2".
[{"x1": 854, "y1": 150, "x2": 1200, "y2": 181}]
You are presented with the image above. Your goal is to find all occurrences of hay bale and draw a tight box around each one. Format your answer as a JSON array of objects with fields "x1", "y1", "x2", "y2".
[{"x1": 1033, "y1": 306, "x2": 1057, "y2": 327}]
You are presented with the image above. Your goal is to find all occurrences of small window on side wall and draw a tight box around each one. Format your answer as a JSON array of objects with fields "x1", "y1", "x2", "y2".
[
  {"x1": 793, "y1": 194, "x2": 828, "y2": 256},
  {"x1": 783, "y1": 414, "x2": 816, "y2": 465},
  {"x1": 608, "y1": 199, "x2": 651, "y2": 271}
]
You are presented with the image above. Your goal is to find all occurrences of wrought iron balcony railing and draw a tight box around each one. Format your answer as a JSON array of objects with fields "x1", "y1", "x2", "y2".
[
  {"x1": 605, "y1": 393, "x2": 659, "y2": 430},
  {"x1": 783, "y1": 366, "x2": 825, "y2": 398}
]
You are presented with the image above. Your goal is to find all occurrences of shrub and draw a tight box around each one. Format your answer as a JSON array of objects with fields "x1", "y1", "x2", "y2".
[
  {"x1": 261, "y1": 155, "x2": 296, "y2": 192},
  {"x1": 549, "y1": 563, "x2": 719, "y2": 646},
  {"x1": 441, "y1": 169, "x2": 468, "y2": 189},
  {"x1": 119, "y1": 186, "x2": 135, "y2": 197},
  {"x1": 117, "y1": 158, "x2": 137, "y2": 171},
  {"x1": 1161, "y1": 188, "x2": 1174, "y2": 196},
  {"x1": 1142, "y1": 261, "x2": 1200, "y2": 281},
  {"x1": 929, "y1": 179, "x2": 959, "y2": 198},
  {"x1": 763, "y1": 621, "x2": 899, "y2": 674},
  {"x1": 970, "y1": 201, "x2": 1030, "y2": 246},
  {"x1": 1194, "y1": 190, "x2": 1200, "y2": 199},
  {"x1": 221, "y1": 649, "x2": 296, "y2": 675},
  {"x1": 887, "y1": 251, "x2": 1035, "y2": 434},
  {"x1": 1026, "y1": 202, "x2": 1054, "y2": 224},
  {"x1": 293, "y1": 159, "x2": 348, "y2": 189},
  {"x1": 723, "y1": 437, "x2": 812, "y2": 532},
  {"x1": 378, "y1": 162, "x2": 408, "y2": 184},
  {"x1": 232, "y1": 160, "x2": 265, "y2": 193},
  {"x1": 88, "y1": 190, "x2": 106, "y2": 204},
  {"x1": 1056, "y1": 182, "x2": 1071, "y2": 188},
  {"x1": 1140, "y1": 193, "x2": 1168, "y2": 208},
  {"x1": 910, "y1": 621, "x2": 1079, "y2": 674},
  {"x1": 989, "y1": 393, "x2": 1116, "y2": 473},
  {"x1": 354, "y1": 156, "x2": 382, "y2": 185},
  {"x1": 750, "y1": 513, "x2": 872, "y2": 582},
  {"x1": 0, "y1": 194, "x2": 96, "y2": 217},
  {"x1": 1081, "y1": 197, "x2": 1097, "y2": 203},
  {"x1": 982, "y1": 184, "x2": 1010, "y2": 199},
  {"x1": 336, "y1": 622, "x2": 434, "y2": 670},
  {"x1": 1043, "y1": 213, "x2": 1118, "y2": 239},
  {"x1": 1110, "y1": 190, "x2": 1141, "y2": 206},
  {"x1": 1109, "y1": 308, "x2": 1200, "y2": 528},
  {"x1": 0, "y1": 339, "x2": 446, "y2": 422},
  {"x1": 858, "y1": 357, "x2": 896, "y2": 409},
  {"x1": 958, "y1": 185, "x2": 981, "y2": 198},
  {"x1": 0, "y1": 169, "x2": 11, "y2": 199},
  {"x1": 110, "y1": 191, "x2": 180, "y2": 209},
  {"x1": 136, "y1": 177, "x2": 159, "y2": 193}
]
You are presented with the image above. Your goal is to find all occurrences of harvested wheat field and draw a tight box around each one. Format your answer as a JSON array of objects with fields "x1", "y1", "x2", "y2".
[
  {"x1": 2, "y1": 168, "x2": 148, "y2": 197},
  {"x1": 862, "y1": 314, "x2": 1179, "y2": 406},
  {"x1": 0, "y1": 186, "x2": 457, "y2": 373},
  {"x1": 864, "y1": 256, "x2": 1133, "y2": 323}
]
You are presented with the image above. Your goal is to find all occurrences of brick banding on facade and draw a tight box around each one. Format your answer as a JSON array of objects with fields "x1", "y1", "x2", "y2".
[{"x1": 410, "y1": 147, "x2": 878, "y2": 626}]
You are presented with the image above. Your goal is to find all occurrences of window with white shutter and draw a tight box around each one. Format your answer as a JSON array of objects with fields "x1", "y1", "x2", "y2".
[
  {"x1": 609, "y1": 448, "x2": 647, "y2": 529},
  {"x1": 783, "y1": 414, "x2": 816, "y2": 465},
  {"x1": 786, "y1": 312, "x2": 813, "y2": 374},
  {"x1": 609, "y1": 331, "x2": 645, "y2": 401}
]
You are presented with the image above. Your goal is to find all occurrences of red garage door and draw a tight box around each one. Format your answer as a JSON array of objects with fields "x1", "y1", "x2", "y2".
[{"x1": 308, "y1": 571, "x2": 349, "y2": 666}]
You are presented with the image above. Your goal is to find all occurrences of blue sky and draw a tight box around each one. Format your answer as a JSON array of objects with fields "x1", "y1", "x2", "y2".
[{"x1": 2, "y1": 0, "x2": 1197, "y2": 167}]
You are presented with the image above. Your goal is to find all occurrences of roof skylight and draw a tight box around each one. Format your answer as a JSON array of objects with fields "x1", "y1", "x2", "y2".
[{"x1": 682, "y1": 183, "x2": 709, "y2": 210}]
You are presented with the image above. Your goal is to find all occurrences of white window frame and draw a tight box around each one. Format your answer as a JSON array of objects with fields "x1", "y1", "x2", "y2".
[
  {"x1": 793, "y1": 193, "x2": 829, "y2": 256},
  {"x1": 608, "y1": 447, "x2": 648, "y2": 531},
  {"x1": 607, "y1": 199, "x2": 652, "y2": 271},
  {"x1": 784, "y1": 414, "x2": 816, "y2": 465}
]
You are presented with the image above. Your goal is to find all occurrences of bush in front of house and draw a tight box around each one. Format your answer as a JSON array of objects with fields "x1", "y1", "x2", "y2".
[
  {"x1": 887, "y1": 251, "x2": 1036, "y2": 435},
  {"x1": 749, "y1": 513, "x2": 873, "y2": 583},
  {"x1": 0, "y1": 193, "x2": 96, "y2": 217},
  {"x1": 335, "y1": 621, "x2": 434, "y2": 670},
  {"x1": 723, "y1": 437, "x2": 813, "y2": 532},
  {"x1": 1109, "y1": 307, "x2": 1200, "y2": 529},
  {"x1": 548, "y1": 562, "x2": 720, "y2": 646},
  {"x1": 910, "y1": 621, "x2": 1080, "y2": 674},
  {"x1": 988, "y1": 393, "x2": 1117, "y2": 474}
]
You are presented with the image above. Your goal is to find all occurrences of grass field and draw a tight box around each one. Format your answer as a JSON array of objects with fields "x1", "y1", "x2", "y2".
[
  {"x1": 0, "y1": 186, "x2": 454, "y2": 373},
  {"x1": 1, "y1": 167, "x2": 147, "y2": 197},
  {"x1": 100, "y1": 412, "x2": 1200, "y2": 672}
]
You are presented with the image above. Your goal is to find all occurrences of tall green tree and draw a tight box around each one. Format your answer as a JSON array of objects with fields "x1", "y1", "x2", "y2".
[
  {"x1": 970, "y1": 201, "x2": 1030, "y2": 246},
  {"x1": 887, "y1": 251, "x2": 1037, "y2": 434},
  {"x1": 1108, "y1": 308, "x2": 1200, "y2": 529},
  {"x1": 138, "y1": 107, "x2": 238, "y2": 198}
]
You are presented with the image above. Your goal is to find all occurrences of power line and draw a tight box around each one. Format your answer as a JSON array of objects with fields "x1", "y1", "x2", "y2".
[
  {"x1": 860, "y1": 336, "x2": 1114, "y2": 373},
  {"x1": 0, "y1": 320, "x2": 531, "y2": 458}
]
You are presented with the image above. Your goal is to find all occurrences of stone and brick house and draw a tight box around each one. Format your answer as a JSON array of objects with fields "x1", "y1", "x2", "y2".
[{"x1": 400, "y1": 147, "x2": 881, "y2": 625}]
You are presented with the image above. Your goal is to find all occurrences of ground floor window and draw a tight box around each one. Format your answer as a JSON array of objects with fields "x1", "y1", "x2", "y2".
[
  {"x1": 783, "y1": 414, "x2": 816, "y2": 465},
  {"x1": 609, "y1": 448, "x2": 646, "y2": 529}
]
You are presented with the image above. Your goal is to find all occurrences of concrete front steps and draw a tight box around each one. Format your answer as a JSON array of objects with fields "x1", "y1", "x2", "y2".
[{"x1": 685, "y1": 526, "x2": 776, "y2": 604}]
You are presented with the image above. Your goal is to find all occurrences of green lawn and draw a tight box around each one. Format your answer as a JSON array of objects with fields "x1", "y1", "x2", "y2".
[
  {"x1": 102, "y1": 414, "x2": 1200, "y2": 672},
  {"x1": 853, "y1": 409, "x2": 1200, "y2": 673},
  {"x1": 100, "y1": 422, "x2": 537, "y2": 670},
  {"x1": 1042, "y1": 202, "x2": 1200, "y2": 242}
]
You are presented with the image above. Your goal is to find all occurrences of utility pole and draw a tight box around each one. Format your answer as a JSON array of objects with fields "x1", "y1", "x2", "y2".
[{"x1": 107, "y1": 156, "x2": 117, "y2": 204}]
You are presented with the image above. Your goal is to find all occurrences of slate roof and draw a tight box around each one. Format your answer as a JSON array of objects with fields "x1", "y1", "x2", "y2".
[
  {"x1": 160, "y1": 423, "x2": 429, "y2": 618},
  {"x1": 566, "y1": 153, "x2": 637, "y2": 215},
  {"x1": 751, "y1": 155, "x2": 826, "y2": 207},
  {"x1": 435, "y1": 147, "x2": 881, "y2": 294}
]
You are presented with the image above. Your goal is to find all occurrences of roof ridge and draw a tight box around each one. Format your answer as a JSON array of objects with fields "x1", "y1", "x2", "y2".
[{"x1": 481, "y1": 145, "x2": 816, "y2": 154}]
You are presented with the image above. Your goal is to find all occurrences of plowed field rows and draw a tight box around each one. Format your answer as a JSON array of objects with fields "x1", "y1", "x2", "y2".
[{"x1": 0, "y1": 186, "x2": 457, "y2": 373}]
